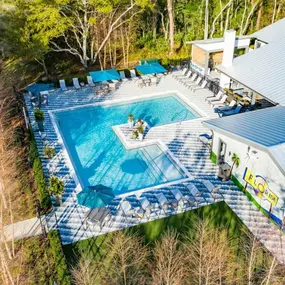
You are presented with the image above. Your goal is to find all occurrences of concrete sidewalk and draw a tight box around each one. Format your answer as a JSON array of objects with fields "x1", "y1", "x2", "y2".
[{"x1": 2, "y1": 216, "x2": 47, "y2": 241}]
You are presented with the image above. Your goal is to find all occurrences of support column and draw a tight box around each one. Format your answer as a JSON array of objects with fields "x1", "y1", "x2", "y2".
[
  {"x1": 204, "y1": 51, "x2": 209, "y2": 76},
  {"x1": 251, "y1": 92, "x2": 257, "y2": 105}
]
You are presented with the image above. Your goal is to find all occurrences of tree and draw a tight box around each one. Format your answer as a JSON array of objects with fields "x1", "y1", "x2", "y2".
[
  {"x1": 102, "y1": 231, "x2": 149, "y2": 285},
  {"x1": 151, "y1": 229, "x2": 188, "y2": 285},
  {"x1": 185, "y1": 218, "x2": 237, "y2": 284},
  {"x1": 15, "y1": 0, "x2": 151, "y2": 69},
  {"x1": 230, "y1": 152, "x2": 240, "y2": 177},
  {"x1": 167, "y1": 0, "x2": 175, "y2": 53}
]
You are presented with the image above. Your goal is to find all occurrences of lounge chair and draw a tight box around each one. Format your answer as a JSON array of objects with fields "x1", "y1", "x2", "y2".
[
  {"x1": 181, "y1": 72, "x2": 196, "y2": 84},
  {"x1": 212, "y1": 98, "x2": 233, "y2": 108},
  {"x1": 108, "y1": 82, "x2": 116, "y2": 91},
  {"x1": 87, "y1": 76, "x2": 96, "y2": 87},
  {"x1": 150, "y1": 77, "x2": 158, "y2": 86},
  {"x1": 202, "y1": 180, "x2": 221, "y2": 201},
  {"x1": 117, "y1": 200, "x2": 135, "y2": 217},
  {"x1": 72, "y1": 78, "x2": 81, "y2": 89},
  {"x1": 205, "y1": 90, "x2": 223, "y2": 102},
  {"x1": 119, "y1": 71, "x2": 129, "y2": 83},
  {"x1": 154, "y1": 192, "x2": 170, "y2": 212},
  {"x1": 130, "y1": 69, "x2": 137, "y2": 80},
  {"x1": 198, "y1": 133, "x2": 212, "y2": 148},
  {"x1": 210, "y1": 95, "x2": 227, "y2": 107},
  {"x1": 214, "y1": 100, "x2": 236, "y2": 113},
  {"x1": 177, "y1": 70, "x2": 192, "y2": 81},
  {"x1": 85, "y1": 207, "x2": 111, "y2": 230},
  {"x1": 220, "y1": 105, "x2": 243, "y2": 117},
  {"x1": 192, "y1": 79, "x2": 208, "y2": 92},
  {"x1": 185, "y1": 76, "x2": 202, "y2": 88},
  {"x1": 173, "y1": 67, "x2": 188, "y2": 78},
  {"x1": 134, "y1": 197, "x2": 152, "y2": 218},
  {"x1": 59, "y1": 80, "x2": 67, "y2": 91},
  {"x1": 186, "y1": 183, "x2": 205, "y2": 204}
]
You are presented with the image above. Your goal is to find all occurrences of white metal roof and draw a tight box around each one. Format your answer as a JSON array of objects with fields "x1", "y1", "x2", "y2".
[
  {"x1": 217, "y1": 35, "x2": 285, "y2": 106},
  {"x1": 203, "y1": 106, "x2": 285, "y2": 175},
  {"x1": 186, "y1": 36, "x2": 250, "y2": 52},
  {"x1": 252, "y1": 18, "x2": 285, "y2": 43}
]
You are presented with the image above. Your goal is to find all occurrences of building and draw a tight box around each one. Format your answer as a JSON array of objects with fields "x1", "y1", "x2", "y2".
[
  {"x1": 216, "y1": 18, "x2": 285, "y2": 106},
  {"x1": 203, "y1": 107, "x2": 285, "y2": 227},
  {"x1": 186, "y1": 31, "x2": 251, "y2": 77}
]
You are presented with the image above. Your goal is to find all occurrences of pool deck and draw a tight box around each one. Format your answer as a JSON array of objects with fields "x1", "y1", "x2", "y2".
[{"x1": 25, "y1": 73, "x2": 285, "y2": 264}]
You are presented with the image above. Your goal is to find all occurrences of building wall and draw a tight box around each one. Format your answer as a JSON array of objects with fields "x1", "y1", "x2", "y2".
[
  {"x1": 211, "y1": 132, "x2": 285, "y2": 225},
  {"x1": 212, "y1": 51, "x2": 223, "y2": 66},
  {"x1": 192, "y1": 46, "x2": 206, "y2": 68}
]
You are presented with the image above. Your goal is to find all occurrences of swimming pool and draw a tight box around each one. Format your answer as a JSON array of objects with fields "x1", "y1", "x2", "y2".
[{"x1": 55, "y1": 94, "x2": 199, "y2": 195}]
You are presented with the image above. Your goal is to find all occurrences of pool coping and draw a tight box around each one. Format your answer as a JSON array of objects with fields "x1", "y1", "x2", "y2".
[{"x1": 48, "y1": 91, "x2": 209, "y2": 197}]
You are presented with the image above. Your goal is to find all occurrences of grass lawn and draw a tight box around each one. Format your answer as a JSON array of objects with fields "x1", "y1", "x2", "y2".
[{"x1": 63, "y1": 201, "x2": 247, "y2": 266}]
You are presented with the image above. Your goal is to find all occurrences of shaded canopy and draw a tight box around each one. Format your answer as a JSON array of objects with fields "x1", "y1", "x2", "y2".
[
  {"x1": 77, "y1": 184, "x2": 115, "y2": 209},
  {"x1": 135, "y1": 63, "x2": 167, "y2": 75},
  {"x1": 25, "y1": 83, "x2": 55, "y2": 94},
  {"x1": 89, "y1": 69, "x2": 120, "y2": 82}
]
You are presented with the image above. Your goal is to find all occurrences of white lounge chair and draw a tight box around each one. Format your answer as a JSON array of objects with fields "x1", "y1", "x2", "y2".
[
  {"x1": 177, "y1": 69, "x2": 192, "y2": 81},
  {"x1": 185, "y1": 76, "x2": 202, "y2": 88},
  {"x1": 134, "y1": 197, "x2": 152, "y2": 218},
  {"x1": 72, "y1": 78, "x2": 81, "y2": 89},
  {"x1": 59, "y1": 80, "x2": 67, "y2": 91},
  {"x1": 150, "y1": 77, "x2": 158, "y2": 86},
  {"x1": 108, "y1": 82, "x2": 116, "y2": 91},
  {"x1": 154, "y1": 193, "x2": 169, "y2": 211},
  {"x1": 186, "y1": 183, "x2": 204, "y2": 204},
  {"x1": 179, "y1": 70, "x2": 193, "y2": 82},
  {"x1": 192, "y1": 79, "x2": 208, "y2": 92},
  {"x1": 210, "y1": 95, "x2": 227, "y2": 107},
  {"x1": 119, "y1": 71, "x2": 129, "y2": 83},
  {"x1": 206, "y1": 91, "x2": 223, "y2": 103},
  {"x1": 182, "y1": 72, "x2": 197, "y2": 84},
  {"x1": 87, "y1": 76, "x2": 95, "y2": 87},
  {"x1": 214, "y1": 98, "x2": 236, "y2": 109},
  {"x1": 118, "y1": 200, "x2": 135, "y2": 217},
  {"x1": 130, "y1": 69, "x2": 137, "y2": 80},
  {"x1": 202, "y1": 180, "x2": 221, "y2": 201},
  {"x1": 173, "y1": 67, "x2": 188, "y2": 78}
]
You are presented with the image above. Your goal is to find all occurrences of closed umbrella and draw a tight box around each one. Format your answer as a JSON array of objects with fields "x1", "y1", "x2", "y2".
[{"x1": 77, "y1": 184, "x2": 115, "y2": 209}]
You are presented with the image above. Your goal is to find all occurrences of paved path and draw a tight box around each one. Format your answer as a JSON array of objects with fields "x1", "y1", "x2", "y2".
[{"x1": 2, "y1": 217, "x2": 46, "y2": 241}]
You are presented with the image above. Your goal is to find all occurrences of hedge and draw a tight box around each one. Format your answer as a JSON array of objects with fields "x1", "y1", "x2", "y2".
[
  {"x1": 48, "y1": 230, "x2": 71, "y2": 285},
  {"x1": 28, "y1": 128, "x2": 52, "y2": 210}
]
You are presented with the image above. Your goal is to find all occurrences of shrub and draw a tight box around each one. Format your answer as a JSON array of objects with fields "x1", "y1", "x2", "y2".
[
  {"x1": 28, "y1": 128, "x2": 51, "y2": 210},
  {"x1": 48, "y1": 230, "x2": 71, "y2": 285},
  {"x1": 34, "y1": 109, "x2": 44, "y2": 122},
  {"x1": 44, "y1": 146, "x2": 56, "y2": 159},
  {"x1": 49, "y1": 176, "x2": 64, "y2": 197}
]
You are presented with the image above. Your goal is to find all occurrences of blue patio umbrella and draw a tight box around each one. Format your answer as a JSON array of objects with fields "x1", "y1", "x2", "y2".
[
  {"x1": 89, "y1": 69, "x2": 120, "y2": 83},
  {"x1": 134, "y1": 63, "x2": 167, "y2": 75},
  {"x1": 25, "y1": 83, "x2": 55, "y2": 95},
  {"x1": 77, "y1": 184, "x2": 115, "y2": 209}
]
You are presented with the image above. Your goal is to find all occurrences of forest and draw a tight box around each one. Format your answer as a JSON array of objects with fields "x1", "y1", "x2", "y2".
[{"x1": 1, "y1": 0, "x2": 285, "y2": 80}]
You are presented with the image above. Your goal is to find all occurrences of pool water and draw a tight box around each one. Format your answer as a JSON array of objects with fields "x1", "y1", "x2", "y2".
[{"x1": 56, "y1": 94, "x2": 199, "y2": 195}]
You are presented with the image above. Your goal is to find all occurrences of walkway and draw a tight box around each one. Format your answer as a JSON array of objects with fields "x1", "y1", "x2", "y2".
[
  {"x1": 24, "y1": 73, "x2": 285, "y2": 264},
  {"x1": 2, "y1": 217, "x2": 46, "y2": 242}
]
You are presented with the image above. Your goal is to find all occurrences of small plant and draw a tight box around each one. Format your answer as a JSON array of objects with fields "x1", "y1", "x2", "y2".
[
  {"x1": 34, "y1": 109, "x2": 44, "y2": 122},
  {"x1": 44, "y1": 146, "x2": 56, "y2": 159},
  {"x1": 49, "y1": 176, "x2": 64, "y2": 197},
  {"x1": 230, "y1": 153, "x2": 240, "y2": 177},
  {"x1": 137, "y1": 125, "x2": 144, "y2": 134},
  {"x1": 128, "y1": 114, "x2": 134, "y2": 122}
]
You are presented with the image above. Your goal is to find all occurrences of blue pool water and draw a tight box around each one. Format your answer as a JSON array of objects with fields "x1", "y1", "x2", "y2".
[{"x1": 56, "y1": 94, "x2": 199, "y2": 195}]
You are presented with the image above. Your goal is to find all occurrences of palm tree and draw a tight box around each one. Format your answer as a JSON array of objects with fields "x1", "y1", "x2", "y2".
[{"x1": 230, "y1": 153, "x2": 240, "y2": 177}]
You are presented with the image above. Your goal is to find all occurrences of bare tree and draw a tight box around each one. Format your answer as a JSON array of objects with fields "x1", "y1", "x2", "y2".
[
  {"x1": 204, "y1": 0, "x2": 209, "y2": 39},
  {"x1": 185, "y1": 218, "x2": 237, "y2": 285},
  {"x1": 101, "y1": 231, "x2": 149, "y2": 285},
  {"x1": 151, "y1": 229, "x2": 188, "y2": 285},
  {"x1": 71, "y1": 251, "x2": 100, "y2": 285}
]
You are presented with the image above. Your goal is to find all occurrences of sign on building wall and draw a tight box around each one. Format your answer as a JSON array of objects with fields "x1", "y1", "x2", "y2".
[
  {"x1": 243, "y1": 167, "x2": 279, "y2": 206},
  {"x1": 190, "y1": 62, "x2": 205, "y2": 75}
]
